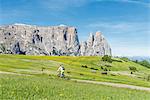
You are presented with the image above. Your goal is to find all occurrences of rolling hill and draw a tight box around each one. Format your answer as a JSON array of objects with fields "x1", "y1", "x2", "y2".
[{"x1": 0, "y1": 54, "x2": 150, "y2": 87}]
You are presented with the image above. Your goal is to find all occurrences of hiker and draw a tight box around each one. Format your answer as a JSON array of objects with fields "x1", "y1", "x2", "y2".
[{"x1": 57, "y1": 64, "x2": 65, "y2": 78}]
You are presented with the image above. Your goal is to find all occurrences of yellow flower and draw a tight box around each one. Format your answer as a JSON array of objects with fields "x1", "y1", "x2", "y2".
[{"x1": 59, "y1": 93, "x2": 64, "y2": 96}]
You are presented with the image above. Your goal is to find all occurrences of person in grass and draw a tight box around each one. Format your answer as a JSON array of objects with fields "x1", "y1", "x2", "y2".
[{"x1": 57, "y1": 64, "x2": 65, "y2": 78}]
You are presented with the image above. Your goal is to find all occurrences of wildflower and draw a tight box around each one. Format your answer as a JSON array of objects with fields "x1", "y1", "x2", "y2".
[{"x1": 59, "y1": 93, "x2": 64, "y2": 96}]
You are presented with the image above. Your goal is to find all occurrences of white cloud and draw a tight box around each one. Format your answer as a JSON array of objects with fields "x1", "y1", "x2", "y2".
[
  {"x1": 121, "y1": 0, "x2": 150, "y2": 8},
  {"x1": 87, "y1": 22, "x2": 150, "y2": 33},
  {"x1": 40, "y1": 0, "x2": 90, "y2": 11},
  {"x1": 96, "y1": 0, "x2": 150, "y2": 8},
  {"x1": 41, "y1": 0, "x2": 150, "y2": 11}
]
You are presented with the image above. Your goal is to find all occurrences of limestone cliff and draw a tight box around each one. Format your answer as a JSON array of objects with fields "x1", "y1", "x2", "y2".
[
  {"x1": 80, "y1": 32, "x2": 111, "y2": 56},
  {"x1": 0, "y1": 24, "x2": 111, "y2": 56}
]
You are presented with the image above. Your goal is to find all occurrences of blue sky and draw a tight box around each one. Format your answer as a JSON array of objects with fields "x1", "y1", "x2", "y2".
[{"x1": 0, "y1": 0, "x2": 150, "y2": 56}]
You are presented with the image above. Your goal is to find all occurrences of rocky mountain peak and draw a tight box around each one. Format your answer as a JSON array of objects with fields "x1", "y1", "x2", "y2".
[
  {"x1": 0, "y1": 24, "x2": 111, "y2": 56},
  {"x1": 80, "y1": 31, "x2": 111, "y2": 56},
  {"x1": 95, "y1": 31, "x2": 102, "y2": 37}
]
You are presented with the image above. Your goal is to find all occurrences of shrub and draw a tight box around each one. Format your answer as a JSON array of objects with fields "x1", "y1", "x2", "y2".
[
  {"x1": 138, "y1": 60, "x2": 150, "y2": 69},
  {"x1": 103, "y1": 68, "x2": 108, "y2": 71},
  {"x1": 90, "y1": 67, "x2": 98, "y2": 70},
  {"x1": 111, "y1": 74, "x2": 116, "y2": 76},
  {"x1": 134, "y1": 60, "x2": 138, "y2": 63},
  {"x1": 41, "y1": 67, "x2": 46, "y2": 71},
  {"x1": 90, "y1": 67, "x2": 94, "y2": 70},
  {"x1": 79, "y1": 73, "x2": 84, "y2": 76},
  {"x1": 94, "y1": 68, "x2": 98, "y2": 70},
  {"x1": 102, "y1": 55, "x2": 112, "y2": 63},
  {"x1": 112, "y1": 59, "x2": 122, "y2": 62},
  {"x1": 120, "y1": 57, "x2": 130, "y2": 62},
  {"x1": 147, "y1": 75, "x2": 150, "y2": 81},
  {"x1": 105, "y1": 65, "x2": 112, "y2": 67},
  {"x1": 101, "y1": 71, "x2": 107, "y2": 75},
  {"x1": 67, "y1": 71, "x2": 71, "y2": 74},
  {"x1": 129, "y1": 66, "x2": 137, "y2": 72},
  {"x1": 81, "y1": 65, "x2": 88, "y2": 68}
]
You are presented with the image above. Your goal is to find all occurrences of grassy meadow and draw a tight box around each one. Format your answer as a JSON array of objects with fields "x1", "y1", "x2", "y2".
[
  {"x1": 1, "y1": 74, "x2": 150, "y2": 100},
  {"x1": 0, "y1": 54, "x2": 150, "y2": 99},
  {"x1": 0, "y1": 54, "x2": 150, "y2": 87}
]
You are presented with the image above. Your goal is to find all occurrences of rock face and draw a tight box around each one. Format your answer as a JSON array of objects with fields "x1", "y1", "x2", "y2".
[
  {"x1": 80, "y1": 32, "x2": 111, "y2": 56},
  {"x1": 0, "y1": 24, "x2": 111, "y2": 56}
]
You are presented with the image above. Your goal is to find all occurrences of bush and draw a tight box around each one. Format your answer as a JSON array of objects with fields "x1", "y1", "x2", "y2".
[
  {"x1": 120, "y1": 57, "x2": 130, "y2": 62},
  {"x1": 134, "y1": 60, "x2": 138, "y2": 63},
  {"x1": 138, "y1": 60, "x2": 150, "y2": 69},
  {"x1": 94, "y1": 68, "x2": 98, "y2": 70},
  {"x1": 79, "y1": 73, "x2": 84, "y2": 76},
  {"x1": 101, "y1": 71, "x2": 107, "y2": 75},
  {"x1": 90, "y1": 67, "x2": 98, "y2": 70},
  {"x1": 147, "y1": 75, "x2": 150, "y2": 81},
  {"x1": 129, "y1": 66, "x2": 137, "y2": 72},
  {"x1": 105, "y1": 65, "x2": 112, "y2": 67},
  {"x1": 67, "y1": 71, "x2": 71, "y2": 74},
  {"x1": 102, "y1": 55, "x2": 112, "y2": 63},
  {"x1": 111, "y1": 74, "x2": 116, "y2": 76},
  {"x1": 112, "y1": 59, "x2": 122, "y2": 62},
  {"x1": 41, "y1": 67, "x2": 46, "y2": 71},
  {"x1": 90, "y1": 67, "x2": 94, "y2": 70},
  {"x1": 81, "y1": 65, "x2": 88, "y2": 68},
  {"x1": 103, "y1": 68, "x2": 108, "y2": 71}
]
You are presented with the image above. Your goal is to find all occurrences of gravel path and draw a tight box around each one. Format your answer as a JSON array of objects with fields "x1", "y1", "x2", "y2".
[
  {"x1": 0, "y1": 71, "x2": 31, "y2": 76},
  {"x1": 1, "y1": 71, "x2": 150, "y2": 92},
  {"x1": 71, "y1": 79, "x2": 150, "y2": 92}
]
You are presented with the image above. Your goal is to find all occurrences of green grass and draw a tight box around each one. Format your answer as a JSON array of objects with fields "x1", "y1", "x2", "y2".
[
  {"x1": 0, "y1": 74, "x2": 150, "y2": 100},
  {"x1": 0, "y1": 55, "x2": 150, "y2": 87},
  {"x1": 0, "y1": 54, "x2": 150, "y2": 99},
  {"x1": 0, "y1": 54, "x2": 150, "y2": 87}
]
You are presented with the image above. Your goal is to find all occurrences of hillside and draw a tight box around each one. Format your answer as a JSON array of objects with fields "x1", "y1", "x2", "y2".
[
  {"x1": 0, "y1": 54, "x2": 150, "y2": 87},
  {"x1": 1, "y1": 54, "x2": 150, "y2": 99}
]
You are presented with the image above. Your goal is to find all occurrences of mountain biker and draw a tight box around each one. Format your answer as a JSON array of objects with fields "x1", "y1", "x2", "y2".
[{"x1": 57, "y1": 64, "x2": 65, "y2": 78}]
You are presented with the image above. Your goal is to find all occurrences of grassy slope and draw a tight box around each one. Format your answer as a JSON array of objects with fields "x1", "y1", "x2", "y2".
[
  {"x1": 0, "y1": 74, "x2": 150, "y2": 100},
  {"x1": 0, "y1": 54, "x2": 150, "y2": 87}
]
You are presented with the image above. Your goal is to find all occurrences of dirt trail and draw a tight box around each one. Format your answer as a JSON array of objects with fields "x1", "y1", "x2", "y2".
[
  {"x1": 0, "y1": 71, "x2": 31, "y2": 76},
  {"x1": 1, "y1": 71, "x2": 150, "y2": 92},
  {"x1": 71, "y1": 79, "x2": 150, "y2": 92}
]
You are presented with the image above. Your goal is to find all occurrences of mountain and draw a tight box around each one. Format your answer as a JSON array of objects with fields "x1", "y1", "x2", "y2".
[
  {"x1": 0, "y1": 24, "x2": 111, "y2": 56},
  {"x1": 80, "y1": 32, "x2": 111, "y2": 56},
  {"x1": 128, "y1": 56, "x2": 150, "y2": 62}
]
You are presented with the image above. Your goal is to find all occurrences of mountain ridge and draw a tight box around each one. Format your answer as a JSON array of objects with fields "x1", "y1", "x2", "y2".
[{"x1": 0, "y1": 24, "x2": 111, "y2": 56}]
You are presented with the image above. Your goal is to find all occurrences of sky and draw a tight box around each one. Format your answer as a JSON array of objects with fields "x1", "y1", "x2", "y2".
[{"x1": 0, "y1": 0, "x2": 150, "y2": 57}]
